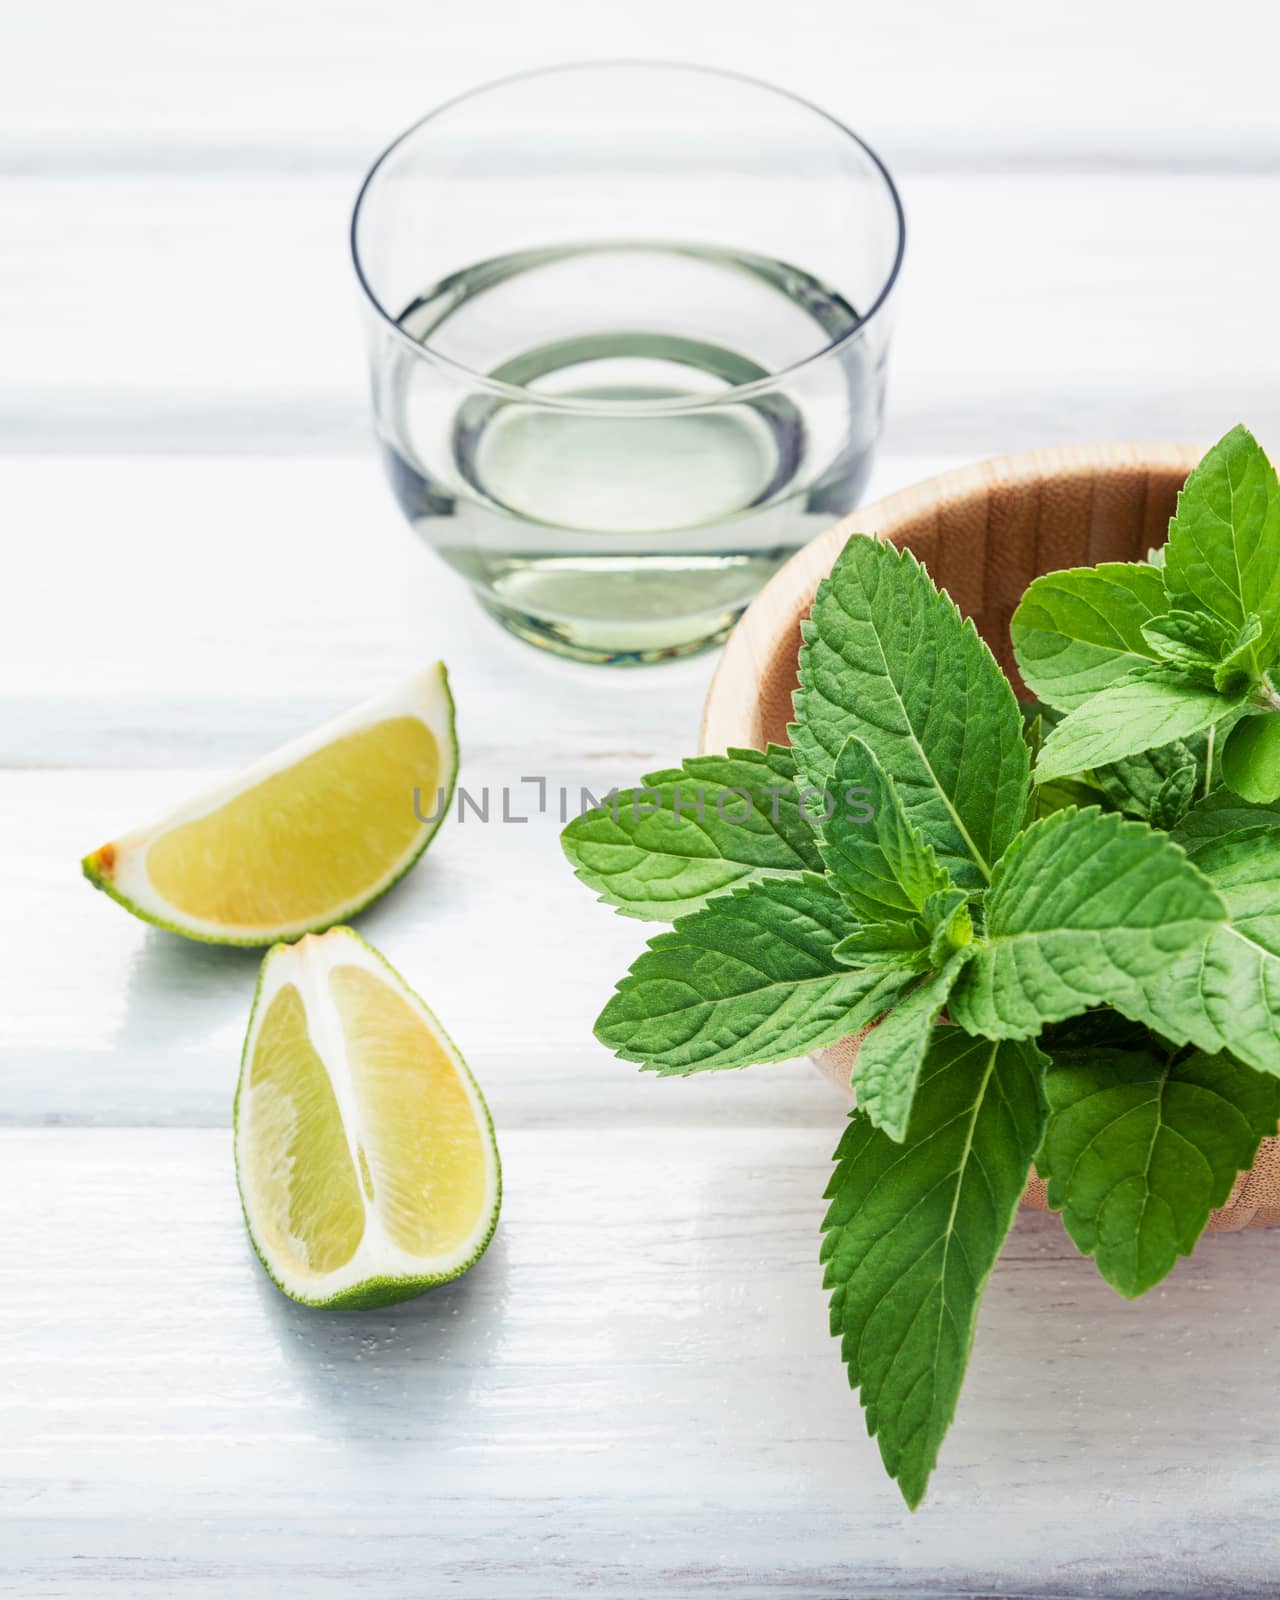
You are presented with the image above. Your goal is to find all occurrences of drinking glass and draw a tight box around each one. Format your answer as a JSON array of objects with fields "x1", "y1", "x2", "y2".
[{"x1": 351, "y1": 62, "x2": 904, "y2": 664}]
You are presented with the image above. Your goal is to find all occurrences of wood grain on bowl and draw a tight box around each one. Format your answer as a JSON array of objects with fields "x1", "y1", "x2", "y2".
[{"x1": 699, "y1": 442, "x2": 1280, "y2": 1230}]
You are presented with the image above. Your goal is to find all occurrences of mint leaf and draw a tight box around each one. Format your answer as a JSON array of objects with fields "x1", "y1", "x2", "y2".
[
  {"x1": 1214, "y1": 615, "x2": 1265, "y2": 695},
  {"x1": 924, "y1": 888, "x2": 973, "y2": 965},
  {"x1": 1222, "y1": 713, "x2": 1280, "y2": 804},
  {"x1": 1039, "y1": 1007, "x2": 1154, "y2": 1054},
  {"x1": 822, "y1": 1028, "x2": 1046, "y2": 1509},
  {"x1": 595, "y1": 876, "x2": 911, "y2": 1075},
  {"x1": 833, "y1": 921, "x2": 931, "y2": 972},
  {"x1": 1019, "y1": 701, "x2": 1107, "y2": 817},
  {"x1": 1019, "y1": 706, "x2": 1049, "y2": 778},
  {"x1": 1033, "y1": 775, "x2": 1106, "y2": 820},
  {"x1": 1114, "y1": 827, "x2": 1280, "y2": 1076},
  {"x1": 561, "y1": 745, "x2": 821, "y2": 922},
  {"x1": 851, "y1": 956, "x2": 974, "y2": 1141},
  {"x1": 792, "y1": 537, "x2": 1028, "y2": 887},
  {"x1": 832, "y1": 888, "x2": 973, "y2": 976},
  {"x1": 1040, "y1": 1046, "x2": 1280, "y2": 1297},
  {"x1": 1092, "y1": 734, "x2": 1205, "y2": 821},
  {"x1": 947, "y1": 807, "x2": 1226, "y2": 1040},
  {"x1": 1179, "y1": 828, "x2": 1280, "y2": 948},
  {"x1": 1034, "y1": 666, "x2": 1247, "y2": 785},
  {"x1": 819, "y1": 735, "x2": 951, "y2": 922},
  {"x1": 1148, "y1": 763, "x2": 1197, "y2": 831},
  {"x1": 1010, "y1": 562, "x2": 1167, "y2": 711},
  {"x1": 1164, "y1": 424, "x2": 1280, "y2": 673},
  {"x1": 1140, "y1": 609, "x2": 1228, "y2": 675},
  {"x1": 1172, "y1": 789, "x2": 1280, "y2": 846}
]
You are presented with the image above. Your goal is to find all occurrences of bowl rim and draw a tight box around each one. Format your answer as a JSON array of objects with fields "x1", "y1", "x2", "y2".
[{"x1": 699, "y1": 438, "x2": 1203, "y2": 757}]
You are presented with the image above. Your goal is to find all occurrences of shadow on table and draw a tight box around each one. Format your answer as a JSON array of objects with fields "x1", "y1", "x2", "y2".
[
  {"x1": 119, "y1": 924, "x2": 261, "y2": 1044},
  {"x1": 965, "y1": 1207, "x2": 1280, "y2": 1484},
  {"x1": 689, "y1": 1156, "x2": 1280, "y2": 1510},
  {"x1": 249, "y1": 1227, "x2": 513, "y2": 1443}
]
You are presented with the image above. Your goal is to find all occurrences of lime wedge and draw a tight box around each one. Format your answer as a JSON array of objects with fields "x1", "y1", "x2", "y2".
[
  {"x1": 82, "y1": 664, "x2": 456, "y2": 945},
  {"x1": 234, "y1": 927, "x2": 500, "y2": 1307}
]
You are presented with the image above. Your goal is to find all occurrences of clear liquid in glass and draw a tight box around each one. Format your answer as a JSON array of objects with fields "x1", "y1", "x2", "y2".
[{"x1": 376, "y1": 242, "x2": 880, "y2": 663}]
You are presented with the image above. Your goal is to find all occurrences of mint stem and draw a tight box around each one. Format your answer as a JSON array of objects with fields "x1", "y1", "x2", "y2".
[{"x1": 1255, "y1": 678, "x2": 1280, "y2": 713}]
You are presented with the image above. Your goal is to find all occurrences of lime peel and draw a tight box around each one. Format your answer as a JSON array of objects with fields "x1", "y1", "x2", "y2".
[
  {"x1": 82, "y1": 663, "x2": 457, "y2": 947},
  {"x1": 234, "y1": 926, "x2": 500, "y2": 1309}
]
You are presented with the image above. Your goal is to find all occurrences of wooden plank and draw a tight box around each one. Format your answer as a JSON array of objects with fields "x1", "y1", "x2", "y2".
[
  {"x1": 4, "y1": 0, "x2": 1278, "y2": 172},
  {"x1": 4, "y1": 174, "x2": 1277, "y2": 455},
  {"x1": 3, "y1": 1128, "x2": 1279, "y2": 1597},
  {"x1": 0, "y1": 446, "x2": 719, "y2": 754},
  {"x1": 3, "y1": 452, "x2": 986, "y2": 764}
]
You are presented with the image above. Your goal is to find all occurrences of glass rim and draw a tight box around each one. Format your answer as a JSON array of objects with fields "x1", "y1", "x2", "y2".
[{"x1": 349, "y1": 60, "x2": 906, "y2": 415}]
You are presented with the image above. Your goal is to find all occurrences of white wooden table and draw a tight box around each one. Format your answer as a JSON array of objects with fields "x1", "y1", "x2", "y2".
[{"x1": 6, "y1": 5, "x2": 1280, "y2": 1594}]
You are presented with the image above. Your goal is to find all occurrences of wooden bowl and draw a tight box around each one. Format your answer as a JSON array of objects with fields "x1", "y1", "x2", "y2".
[{"x1": 699, "y1": 443, "x2": 1280, "y2": 1230}]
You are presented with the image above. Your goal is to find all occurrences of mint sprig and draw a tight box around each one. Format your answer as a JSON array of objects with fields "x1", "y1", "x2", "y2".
[
  {"x1": 1163, "y1": 424, "x2": 1280, "y2": 670},
  {"x1": 564, "y1": 423, "x2": 1280, "y2": 1507},
  {"x1": 1014, "y1": 425, "x2": 1280, "y2": 799},
  {"x1": 822, "y1": 1028, "x2": 1047, "y2": 1509}
]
